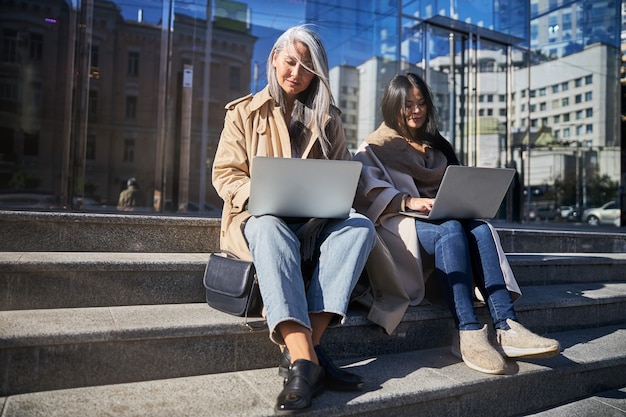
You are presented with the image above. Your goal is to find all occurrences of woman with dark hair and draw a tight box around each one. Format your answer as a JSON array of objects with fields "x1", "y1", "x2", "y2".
[
  {"x1": 353, "y1": 73, "x2": 559, "y2": 375},
  {"x1": 212, "y1": 25, "x2": 375, "y2": 414}
]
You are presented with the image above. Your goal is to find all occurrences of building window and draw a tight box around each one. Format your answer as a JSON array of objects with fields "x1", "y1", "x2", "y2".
[
  {"x1": 229, "y1": 66, "x2": 241, "y2": 90},
  {"x1": 586, "y1": 108, "x2": 593, "y2": 117},
  {"x1": 539, "y1": 87, "x2": 546, "y2": 96},
  {"x1": 499, "y1": 108, "x2": 506, "y2": 116},
  {"x1": 561, "y1": 81, "x2": 569, "y2": 91},
  {"x1": 576, "y1": 125, "x2": 583, "y2": 135},
  {"x1": 586, "y1": 124, "x2": 593, "y2": 134},
  {"x1": 553, "y1": 115, "x2": 560, "y2": 123},
  {"x1": 498, "y1": 94, "x2": 505, "y2": 102},
  {"x1": 575, "y1": 94, "x2": 582, "y2": 103},
  {"x1": 541, "y1": 117, "x2": 548, "y2": 125},
  {"x1": 487, "y1": 94, "x2": 493, "y2": 102},
  {"x1": 24, "y1": 131, "x2": 39, "y2": 156},
  {"x1": 574, "y1": 77, "x2": 582, "y2": 87},
  {"x1": 86, "y1": 134, "x2": 96, "y2": 160},
  {"x1": 540, "y1": 102, "x2": 547, "y2": 111},
  {"x1": 3, "y1": 29, "x2": 18, "y2": 62},
  {"x1": 90, "y1": 45, "x2": 100, "y2": 79},
  {"x1": 0, "y1": 77, "x2": 18, "y2": 112},
  {"x1": 585, "y1": 75, "x2": 592, "y2": 84},
  {"x1": 88, "y1": 91, "x2": 98, "y2": 121},
  {"x1": 576, "y1": 110, "x2": 583, "y2": 119},
  {"x1": 564, "y1": 127, "x2": 570, "y2": 137},
  {"x1": 126, "y1": 96, "x2": 137, "y2": 119},
  {"x1": 551, "y1": 84, "x2": 559, "y2": 93},
  {"x1": 562, "y1": 97, "x2": 569, "y2": 106},
  {"x1": 29, "y1": 33, "x2": 43, "y2": 61},
  {"x1": 585, "y1": 91, "x2": 592, "y2": 101},
  {"x1": 127, "y1": 51, "x2": 139, "y2": 77},
  {"x1": 123, "y1": 139, "x2": 135, "y2": 162},
  {"x1": 563, "y1": 113, "x2": 570, "y2": 122}
]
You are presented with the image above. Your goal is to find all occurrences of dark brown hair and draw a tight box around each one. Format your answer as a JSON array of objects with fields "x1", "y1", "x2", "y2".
[{"x1": 381, "y1": 73, "x2": 460, "y2": 165}]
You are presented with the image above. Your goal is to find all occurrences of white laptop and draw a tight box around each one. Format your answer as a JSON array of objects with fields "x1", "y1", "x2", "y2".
[
  {"x1": 248, "y1": 156, "x2": 362, "y2": 219},
  {"x1": 400, "y1": 165, "x2": 515, "y2": 220}
]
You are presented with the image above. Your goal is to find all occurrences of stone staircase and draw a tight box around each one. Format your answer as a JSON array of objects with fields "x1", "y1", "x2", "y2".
[{"x1": 0, "y1": 210, "x2": 625, "y2": 416}]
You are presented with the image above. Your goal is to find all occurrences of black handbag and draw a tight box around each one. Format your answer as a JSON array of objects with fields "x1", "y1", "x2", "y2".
[{"x1": 203, "y1": 250, "x2": 263, "y2": 318}]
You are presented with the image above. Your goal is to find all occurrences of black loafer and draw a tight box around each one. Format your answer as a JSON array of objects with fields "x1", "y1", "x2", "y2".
[
  {"x1": 275, "y1": 359, "x2": 325, "y2": 415},
  {"x1": 279, "y1": 345, "x2": 365, "y2": 392}
]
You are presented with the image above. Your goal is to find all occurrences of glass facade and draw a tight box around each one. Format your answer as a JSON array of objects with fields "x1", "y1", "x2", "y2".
[{"x1": 0, "y1": 0, "x2": 623, "y2": 224}]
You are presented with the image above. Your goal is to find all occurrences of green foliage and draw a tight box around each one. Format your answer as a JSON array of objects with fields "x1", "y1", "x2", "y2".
[
  {"x1": 8, "y1": 171, "x2": 41, "y2": 190},
  {"x1": 74, "y1": 178, "x2": 98, "y2": 196},
  {"x1": 586, "y1": 174, "x2": 618, "y2": 207}
]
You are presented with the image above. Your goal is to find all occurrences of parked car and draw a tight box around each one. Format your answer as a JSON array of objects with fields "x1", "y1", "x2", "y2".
[
  {"x1": 581, "y1": 201, "x2": 620, "y2": 226},
  {"x1": 527, "y1": 205, "x2": 556, "y2": 221},
  {"x1": 567, "y1": 206, "x2": 583, "y2": 222},
  {"x1": 558, "y1": 205, "x2": 575, "y2": 220}
]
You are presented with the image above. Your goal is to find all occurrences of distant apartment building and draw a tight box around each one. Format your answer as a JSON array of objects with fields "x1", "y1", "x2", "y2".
[{"x1": 329, "y1": 40, "x2": 619, "y2": 193}]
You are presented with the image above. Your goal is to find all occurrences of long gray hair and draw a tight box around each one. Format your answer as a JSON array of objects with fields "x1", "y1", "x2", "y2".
[{"x1": 266, "y1": 25, "x2": 335, "y2": 158}]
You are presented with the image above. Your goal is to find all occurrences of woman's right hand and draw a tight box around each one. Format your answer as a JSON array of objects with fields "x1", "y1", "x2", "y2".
[{"x1": 406, "y1": 197, "x2": 435, "y2": 213}]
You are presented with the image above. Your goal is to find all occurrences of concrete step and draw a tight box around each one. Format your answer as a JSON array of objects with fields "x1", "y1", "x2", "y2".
[
  {"x1": 1, "y1": 325, "x2": 624, "y2": 417},
  {"x1": 0, "y1": 252, "x2": 209, "y2": 310},
  {"x1": 2, "y1": 210, "x2": 626, "y2": 254},
  {"x1": 2, "y1": 252, "x2": 626, "y2": 310},
  {"x1": 522, "y1": 386, "x2": 626, "y2": 416},
  {"x1": 1, "y1": 282, "x2": 625, "y2": 396},
  {"x1": 0, "y1": 211, "x2": 220, "y2": 253}
]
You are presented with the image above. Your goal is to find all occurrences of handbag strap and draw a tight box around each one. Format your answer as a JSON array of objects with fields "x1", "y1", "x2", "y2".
[
  {"x1": 215, "y1": 249, "x2": 240, "y2": 259},
  {"x1": 242, "y1": 277, "x2": 266, "y2": 331}
]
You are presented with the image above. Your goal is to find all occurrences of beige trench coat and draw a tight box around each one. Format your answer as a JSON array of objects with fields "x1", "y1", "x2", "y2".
[
  {"x1": 211, "y1": 86, "x2": 351, "y2": 260},
  {"x1": 352, "y1": 127, "x2": 521, "y2": 335}
]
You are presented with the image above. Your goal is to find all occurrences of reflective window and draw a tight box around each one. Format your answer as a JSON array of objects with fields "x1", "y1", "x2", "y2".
[{"x1": 0, "y1": 0, "x2": 621, "y2": 225}]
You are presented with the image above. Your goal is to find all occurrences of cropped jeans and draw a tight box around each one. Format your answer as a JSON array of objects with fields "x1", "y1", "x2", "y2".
[
  {"x1": 415, "y1": 219, "x2": 517, "y2": 331},
  {"x1": 244, "y1": 213, "x2": 376, "y2": 345}
]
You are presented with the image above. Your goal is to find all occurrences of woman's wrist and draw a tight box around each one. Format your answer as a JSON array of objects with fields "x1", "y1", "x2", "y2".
[{"x1": 401, "y1": 194, "x2": 410, "y2": 211}]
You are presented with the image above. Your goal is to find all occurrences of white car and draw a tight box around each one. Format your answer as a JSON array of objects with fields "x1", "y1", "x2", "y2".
[{"x1": 581, "y1": 201, "x2": 620, "y2": 226}]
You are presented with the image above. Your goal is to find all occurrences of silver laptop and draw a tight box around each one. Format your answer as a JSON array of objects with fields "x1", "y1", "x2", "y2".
[
  {"x1": 400, "y1": 165, "x2": 515, "y2": 220},
  {"x1": 248, "y1": 156, "x2": 362, "y2": 219}
]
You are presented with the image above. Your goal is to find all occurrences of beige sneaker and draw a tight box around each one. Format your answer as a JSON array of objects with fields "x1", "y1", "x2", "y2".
[
  {"x1": 451, "y1": 325, "x2": 506, "y2": 375},
  {"x1": 496, "y1": 319, "x2": 560, "y2": 359}
]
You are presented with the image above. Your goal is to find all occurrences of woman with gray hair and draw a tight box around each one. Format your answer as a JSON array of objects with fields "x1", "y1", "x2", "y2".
[{"x1": 212, "y1": 25, "x2": 375, "y2": 415}]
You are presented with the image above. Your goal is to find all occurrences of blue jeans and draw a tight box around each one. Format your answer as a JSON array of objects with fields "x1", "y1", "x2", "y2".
[
  {"x1": 244, "y1": 213, "x2": 376, "y2": 344},
  {"x1": 415, "y1": 219, "x2": 516, "y2": 331}
]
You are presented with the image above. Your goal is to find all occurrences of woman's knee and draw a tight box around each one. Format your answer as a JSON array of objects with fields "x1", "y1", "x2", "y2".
[
  {"x1": 440, "y1": 219, "x2": 465, "y2": 237},
  {"x1": 244, "y1": 215, "x2": 285, "y2": 239},
  {"x1": 345, "y1": 214, "x2": 376, "y2": 245}
]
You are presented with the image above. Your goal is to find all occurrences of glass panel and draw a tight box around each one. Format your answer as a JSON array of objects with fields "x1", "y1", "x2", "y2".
[{"x1": 0, "y1": 0, "x2": 620, "y2": 227}]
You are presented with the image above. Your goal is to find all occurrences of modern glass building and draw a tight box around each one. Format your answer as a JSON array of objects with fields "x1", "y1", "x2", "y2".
[{"x1": 0, "y1": 0, "x2": 623, "y2": 224}]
